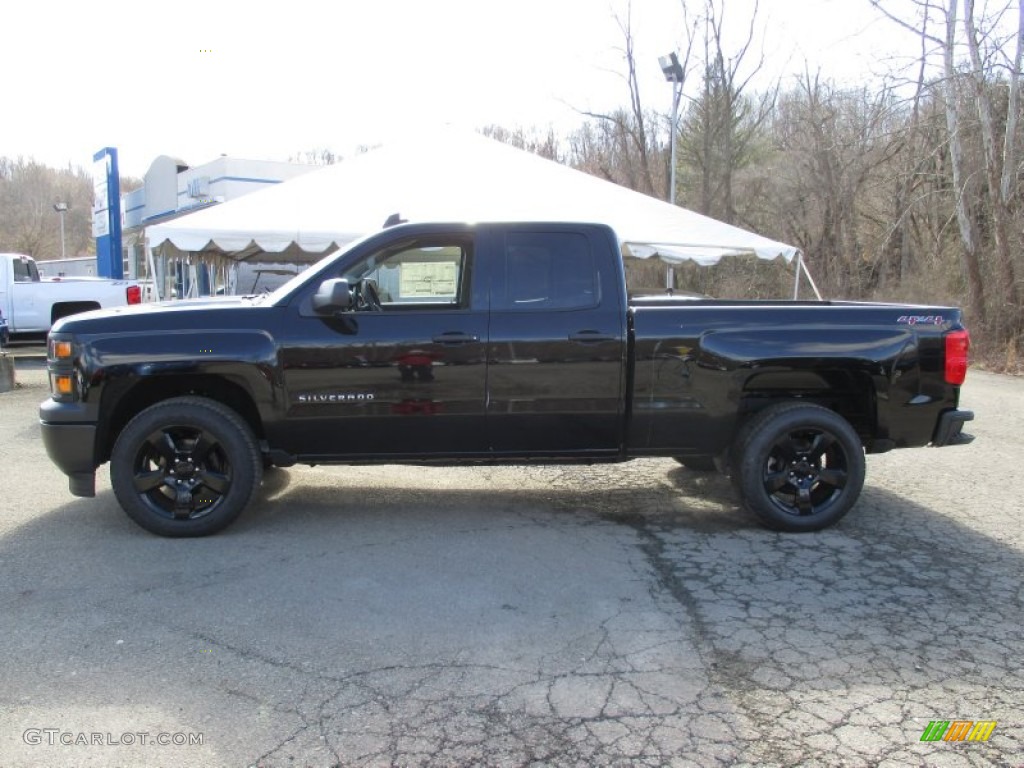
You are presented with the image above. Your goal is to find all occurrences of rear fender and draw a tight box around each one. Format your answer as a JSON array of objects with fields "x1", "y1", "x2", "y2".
[
  {"x1": 703, "y1": 326, "x2": 921, "y2": 446},
  {"x1": 639, "y1": 326, "x2": 914, "y2": 455}
]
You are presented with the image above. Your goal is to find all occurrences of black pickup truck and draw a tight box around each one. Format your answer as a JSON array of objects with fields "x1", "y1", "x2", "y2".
[{"x1": 40, "y1": 222, "x2": 974, "y2": 536}]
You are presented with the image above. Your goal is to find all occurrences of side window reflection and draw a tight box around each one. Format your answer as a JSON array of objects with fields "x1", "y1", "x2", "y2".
[
  {"x1": 499, "y1": 232, "x2": 597, "y2": 311},
  {"x1": 344, "y1": 242, "x2": 469, "y2": 309}
]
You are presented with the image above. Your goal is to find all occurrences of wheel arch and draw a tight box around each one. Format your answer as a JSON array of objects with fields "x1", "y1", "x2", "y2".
[
  {"x1": 737, "y1": 368, "x2": 877, "y2": 449},
  {"x1": 51, "y1": 301, "x2": 101, "y2": 324},
  {"x1": 98, "y1": 374, "x2": 265, "y2": 465}
]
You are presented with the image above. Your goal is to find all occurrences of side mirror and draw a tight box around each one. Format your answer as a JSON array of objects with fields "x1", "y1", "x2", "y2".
[{"x1": 312, "y1": 278, "x2": 354, "y2": 313}]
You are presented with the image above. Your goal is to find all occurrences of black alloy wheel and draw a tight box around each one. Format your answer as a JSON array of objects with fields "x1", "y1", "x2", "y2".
[
  {"x1": 111, "y1": 397, "x2": 262, "y2": 537},
  {"x1": 734, "y1": 402, "x2": 865, "y2": 532}
]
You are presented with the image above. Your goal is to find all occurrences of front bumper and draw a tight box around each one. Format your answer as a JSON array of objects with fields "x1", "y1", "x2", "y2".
[
  {"x1": 39, "y1": 399, "x2": 98, "y2": 497},
  {"x1": 932, "y1": 409, "x2": 975, "y2": 447}
]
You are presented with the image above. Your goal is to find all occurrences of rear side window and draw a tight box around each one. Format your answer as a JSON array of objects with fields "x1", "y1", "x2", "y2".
[
  {"x1": 496, "y1": 232, "x2": 598, "y2": 311},
  {"x1": 12, "y1": 258, "x2": 36, "y2": 283}
]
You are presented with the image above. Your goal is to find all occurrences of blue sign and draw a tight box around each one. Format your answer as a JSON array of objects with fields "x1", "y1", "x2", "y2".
[{"x1": 92, "y1": 147, "x2": 123, "y2": 279}]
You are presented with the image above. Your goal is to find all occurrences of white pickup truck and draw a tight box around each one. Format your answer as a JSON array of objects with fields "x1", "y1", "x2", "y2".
[{"x1": 0, "y1": 253, "x2": 142, "y2": 337}]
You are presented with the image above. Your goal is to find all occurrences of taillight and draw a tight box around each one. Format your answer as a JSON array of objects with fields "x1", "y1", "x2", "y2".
[
  {"x1": 126, "y1": 285, "x2": 141, "y2": 304},
  {"x1": 944, "y1": 329, "x2": 970, "y2": 385}
]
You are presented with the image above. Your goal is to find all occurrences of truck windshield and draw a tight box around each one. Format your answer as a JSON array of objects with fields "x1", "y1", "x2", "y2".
[{"x1": 265, "y1": 229, "x2": 385, "y2": 305}]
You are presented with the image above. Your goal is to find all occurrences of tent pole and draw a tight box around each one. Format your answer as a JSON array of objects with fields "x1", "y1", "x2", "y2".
[
  {"x1": 801, "y1": 257, "x2": 824, "y2": 301},
  {"x1": 792, "y1": 253, "x2": 824, "y2": 301},
  {"x1": 145, "y1": 239, "x2": 160, "y2": 302}
]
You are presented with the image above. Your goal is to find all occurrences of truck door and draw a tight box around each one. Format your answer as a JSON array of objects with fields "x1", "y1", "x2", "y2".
[
  {"x1": 485, "y1": 226, "x2": 627, "y2": 456},
  {"x1": 9, "y1": 256, "x2": 47, "y2": 332},
  {"x1": 279, "y1": 232, "x2": 489, "y2": 458}
]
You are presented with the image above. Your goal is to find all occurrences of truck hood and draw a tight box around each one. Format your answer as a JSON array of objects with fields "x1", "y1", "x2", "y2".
[{"x1": 49, "y1": 295, "x2": 268, "y2": 335}]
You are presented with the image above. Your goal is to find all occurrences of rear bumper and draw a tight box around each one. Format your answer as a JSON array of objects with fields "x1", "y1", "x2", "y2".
[{"x1": 932, "y1": 409, "x2": 975, "y2": 447}]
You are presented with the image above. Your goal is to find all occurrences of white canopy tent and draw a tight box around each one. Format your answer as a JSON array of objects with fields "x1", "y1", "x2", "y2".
[{"x1": 145, "y1": 129, "x2": 818, "y2": 298}]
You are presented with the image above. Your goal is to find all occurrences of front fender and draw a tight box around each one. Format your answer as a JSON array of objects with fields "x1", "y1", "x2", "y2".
[{"x1": 82, "y1": 328, "x2": 282, "y2": 431}]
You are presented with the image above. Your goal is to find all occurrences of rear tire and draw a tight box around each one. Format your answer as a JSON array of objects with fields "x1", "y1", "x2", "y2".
[
  {"x1": 110, "y1": 397, "x2": 262, "y2": 537},
  {"x1": 733, "y1": 402, "x2": 865, "y2": 532}
]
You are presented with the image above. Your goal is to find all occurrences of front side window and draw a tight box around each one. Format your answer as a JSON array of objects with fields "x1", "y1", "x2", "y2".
[{"x1": 342, "y1": 240, "x2": 471, "y2": 309}]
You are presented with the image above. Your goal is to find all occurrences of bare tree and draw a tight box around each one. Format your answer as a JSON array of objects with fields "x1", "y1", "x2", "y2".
[
  {"x1": 0, "y1": 158, "x2": 93, "y2": 259},
  {"x1": 881, "y1": 15, "x2": 934, "y2": 287},
  {"x1": 872, "y1": 0, "x2": 1024, "y2": 343},
  {"x1": 480, "y1": 125, "x2": 562, "y2": 162},
  {"x1": 759, "y1": 75, "x2": 903, "y2": 295},
  {"x1": 678, "y1": 0, "x2": 777, "y2": 224},
  {"x1": 941, "y1": 0, "x2": 990, "y2": 325},
  {"x1": 963, "y1": 0, "x2": 1022, "y2": 327},
  {"x1": 574, "y1": 0, "x2": 671, "y2": 197}
]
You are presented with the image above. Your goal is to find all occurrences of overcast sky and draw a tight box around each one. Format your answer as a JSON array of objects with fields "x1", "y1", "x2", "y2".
[{"x1": 2, "y1": 0, "x2": 917, "y2": 178}]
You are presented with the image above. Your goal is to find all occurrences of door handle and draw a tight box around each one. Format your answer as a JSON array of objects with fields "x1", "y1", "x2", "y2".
[
  {"x1": 432, "y1": 332, "x2": 480, "y2": 345},
  {"x1": 569, "y1": 330, "x2": 616, "y2": 343}
]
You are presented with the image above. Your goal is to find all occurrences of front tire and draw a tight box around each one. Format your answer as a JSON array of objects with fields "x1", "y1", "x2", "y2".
[
  {"x1": 733, "y1": 403, "x2": 865, "y2": 532},
  {"x1": 110, "y1": 397, "x2": 262, "y2": 537}
]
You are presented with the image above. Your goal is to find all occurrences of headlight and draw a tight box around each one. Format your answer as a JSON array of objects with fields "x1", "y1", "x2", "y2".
[
  {"x1": 47, "y1": 335, "x2": 78, "y2": 400},
  {"x1": 48, "y1": 338, "x2": 74, "y2": 361}
]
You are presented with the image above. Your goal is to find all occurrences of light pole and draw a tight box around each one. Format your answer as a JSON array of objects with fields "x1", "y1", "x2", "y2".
[
  {"x1": 659, "y1": 52, "x2": 684, "y2": 205},
  {"x1": 53, "y1": 202, "x2": 69, "y2": 259},
  {"x1": 659, "y1": 52, "x2": 685, "y2": 293}
]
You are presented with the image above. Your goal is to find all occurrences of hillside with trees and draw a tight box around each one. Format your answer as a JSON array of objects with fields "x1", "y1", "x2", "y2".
[
  {"x1": 0, "y1": 159, "x2": 95, "y2": 260},
  {"x1": 490, "y1": 0, "x2": 1023, "y2": 369}
]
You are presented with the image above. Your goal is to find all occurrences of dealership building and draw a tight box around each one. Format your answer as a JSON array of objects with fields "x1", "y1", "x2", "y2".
[{"x1": 120, "y1": 154, "x2": 316, "y2": 297}]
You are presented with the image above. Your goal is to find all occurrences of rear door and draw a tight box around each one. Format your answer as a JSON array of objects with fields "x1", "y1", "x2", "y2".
[{"x1": 485, "y1": 225, "x2": 627, "y2": 456}]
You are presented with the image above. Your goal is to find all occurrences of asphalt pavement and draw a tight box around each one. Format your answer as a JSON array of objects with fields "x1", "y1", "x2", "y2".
[{"x1": 0, "y1": 365, "x2": 1020, "y2": 767}]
